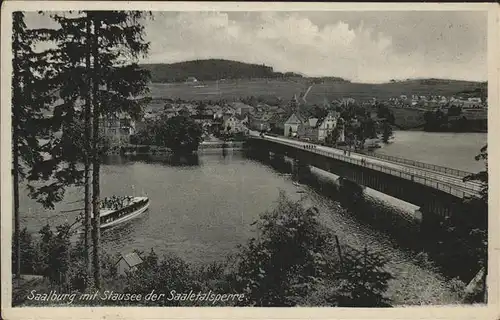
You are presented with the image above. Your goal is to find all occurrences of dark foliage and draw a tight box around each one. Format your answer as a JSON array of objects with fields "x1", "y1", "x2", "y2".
[
  {"x1": 135, "y1": 115, "x2": 203, "y2": 152},
  {"x1": 376, "y1": 103, "x2": 395, "y2": 125},
  {"x1": 231, "y1": 192, "x2": 392, "y2": 307},
  {"x1": 423, "y1": 109, "x2": 487, "y2": 132},
  {"x1": 381, "y1": 121, "x2": 394, "y2": 143},
  {"x1": 141, "y1": 59, "x2": 303, "y2": 83}
]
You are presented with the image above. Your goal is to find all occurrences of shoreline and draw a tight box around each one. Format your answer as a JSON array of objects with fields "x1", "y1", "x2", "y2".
[{"x1": 107, "y1": 141, "x2": 247, "y2": 155}]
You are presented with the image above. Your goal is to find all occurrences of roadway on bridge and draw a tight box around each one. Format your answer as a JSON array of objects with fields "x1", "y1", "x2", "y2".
[{"x1": 249, "y1": 131, "x2": 482, "y2": 198}]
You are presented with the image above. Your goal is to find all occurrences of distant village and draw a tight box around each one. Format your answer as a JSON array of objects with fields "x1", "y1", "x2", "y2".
[{"x1": 101, "y1": 88, "x2": 487, "y2": 148}]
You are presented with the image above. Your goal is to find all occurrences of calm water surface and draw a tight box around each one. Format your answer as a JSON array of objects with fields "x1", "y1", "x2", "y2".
[
  {"x1": 20, "y1": 149, "x2": 463, "y2": 305},
  {"x1": 375, "y1": 131, "x2": 487, "y2": 172}
]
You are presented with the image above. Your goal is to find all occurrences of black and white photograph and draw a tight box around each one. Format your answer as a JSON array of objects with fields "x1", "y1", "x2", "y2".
[{"x1": 1, "y1": 2, "x2": 498, "y2": 319}]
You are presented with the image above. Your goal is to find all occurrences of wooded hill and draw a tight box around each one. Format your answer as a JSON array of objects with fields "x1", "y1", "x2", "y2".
[{"x1": 141, "y1": 59, "x2": 309, "y2": 82}]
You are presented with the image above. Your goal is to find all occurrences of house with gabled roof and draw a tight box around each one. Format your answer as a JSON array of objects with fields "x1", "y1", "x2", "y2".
[
  {"x1": 317, "y1": 112, "x2": 339, "y2": 141},
  {"x1": 284, "y1": 112, "x2": 306, "y2": 137},
  {"x1": 275, "y1": 107, "x2": 287, "y2": 115},
  {"x1": 231, "y1": 102, "x2": 254, "y2": 116},
  {"x1": 116, "y1": 252, "x2": 143, "y2": 276},
  {"x1": 298, "y1": 111, "x2": 340, "y2": 142},
  {"x1": 222, "y1": 105, "x2": 236, "y2": 116}
]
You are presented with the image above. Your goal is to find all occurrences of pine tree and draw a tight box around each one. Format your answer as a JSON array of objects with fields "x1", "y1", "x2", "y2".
[
  {"x1": 87, "y1": 11, "x2": 151, "y2": 288},
  {"x1": 12, "y1": 12, "x2": 58, "y2": 278},
  {"x1": 27, "y1": 13, "x2": 88, "y2": 209},
  {"x1": 83, "y1": 15, "x2": 93, "y2": 275},
  {"x1": 25, "y1": 12, "x2": 93, "y2": 285},
  {"x1": 21, "y1": 11, "x2": 150, "y2": 288},
  {"x1": 12, "y1": 11, "x2": 26, "y2": 279},
  {"x1": 90, "y1": 13, "x2": 102, "y2": 288}
]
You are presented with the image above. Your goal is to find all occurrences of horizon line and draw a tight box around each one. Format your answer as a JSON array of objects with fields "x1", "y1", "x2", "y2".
[{"x1": 140, "y1": 58, "x2": 487, "y2": 84}]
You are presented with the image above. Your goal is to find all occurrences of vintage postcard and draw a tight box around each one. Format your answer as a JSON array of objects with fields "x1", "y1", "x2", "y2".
[{"x1": 1, "y1": 1, "x2": 499, "y2": 320}]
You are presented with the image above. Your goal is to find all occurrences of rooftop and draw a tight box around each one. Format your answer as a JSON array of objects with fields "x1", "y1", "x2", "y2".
[{"x1": 119, "y1": 252, "x2": 143, "y2": 268}]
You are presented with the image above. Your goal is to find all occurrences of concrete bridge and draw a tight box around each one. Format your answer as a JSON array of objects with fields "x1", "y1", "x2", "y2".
[{"x1": 247, "y1": 133, "x2": 482, "y2": 222}]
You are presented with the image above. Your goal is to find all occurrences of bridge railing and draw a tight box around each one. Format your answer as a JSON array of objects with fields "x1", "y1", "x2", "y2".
[
  {"x1": 358, "y1": 151, "x2": 472, "y2": 178},
  {"x1": 258, "y1": 137, "x2": 479, "y2": 199},
  {"x1": 264, "y1": 133, "x2": 473, "y2": 178},
  {"x1": 312, "y1": 148, "x2": 472, "y2": 198}
]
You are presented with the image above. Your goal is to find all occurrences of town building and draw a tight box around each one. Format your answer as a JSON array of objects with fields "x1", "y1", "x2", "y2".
[
  {"x1": 222, "y1": 114, "x2": 247, "y2": 133},
  {"x1": 231, "y1": 102, "x2": 254, "y2": 116},
  {"x1": 297, "y1": 112, "x2": 339, "y2": 142},
  {"x1": 101, "y1": 112, "x2": 136, "y2": 147},
  {"x1": 236, "y1": 113, "x2": 249, "y2": 127},
  {"x1": 213, "y1": 110, "x2": 223, "y2": 120},
  {"x1": 317, "y1": 112, "x2": 339, "y2": 141},
  {"x1": 222, "y1": 105, "x2": 236, "y2": 116},
  {"x1": 460, "y1": 100, "x2": 483, "y2": 108},
  {"x1": 284, "y1": 113, "x2": 305, "y2": 137},
  {"x1": 298, "y1": 117, "x2": 319, "y2": 140},
  {"x1": 268, "y1": 113, "x2": 288, "y2": 134}
]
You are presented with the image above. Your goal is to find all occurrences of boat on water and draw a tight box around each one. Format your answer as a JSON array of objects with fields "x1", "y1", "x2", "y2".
[{"x1": 96, "y1": 196, "x2": 149, "y2": 229}]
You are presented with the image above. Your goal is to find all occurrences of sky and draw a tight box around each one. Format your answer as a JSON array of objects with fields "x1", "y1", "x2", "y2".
[{"x1": 24, "y1": 11, "x2": 487, "y2": 83}]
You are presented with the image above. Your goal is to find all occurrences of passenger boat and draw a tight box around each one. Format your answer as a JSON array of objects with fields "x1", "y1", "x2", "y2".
[{"x1": 97, "y1": 196, "x2": 150, "y2": 229}]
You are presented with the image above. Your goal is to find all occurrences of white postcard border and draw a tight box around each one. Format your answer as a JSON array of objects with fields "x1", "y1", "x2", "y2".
[{"x1": 1, "y1": 2, "x2": 499, "y2": 319}]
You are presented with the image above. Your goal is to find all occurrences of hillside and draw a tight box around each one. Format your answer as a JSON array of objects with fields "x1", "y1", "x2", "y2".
[
  {"x1": 304, "y1": 79, "x2": 486, "y2": 105},
  {"x1": 141, "y1": 59, "x2": 306, "y2": 83},
  {"x1": 454, "y1": 84, "x2": 487, "y2": 101},
  {"x1": 148, "y1": 78, "x2": 486, "y2": 104}
]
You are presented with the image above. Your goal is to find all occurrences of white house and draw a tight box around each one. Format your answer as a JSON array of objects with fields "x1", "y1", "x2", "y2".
[
  {"x1": 317, "y1": 112, "x2": 338, "y2": 141},
  {"x1": 116, "y1": 252, "x2": 143, "y2": 276},
  {"x1": 223, "y1": 115, "x2": 241, "y2": 133},
  {"x1": 298, "y1": 112, "x2": 340, "y2": 142},
  {"x1": 468, "y1": 97, "x2": 482, "y2": 103},
  {"x1": 284, "y1": 113, "x2": 304, "y2": 137},
  {"x1": 213, "y1": 109, "x2": 224, "y2": 120}
]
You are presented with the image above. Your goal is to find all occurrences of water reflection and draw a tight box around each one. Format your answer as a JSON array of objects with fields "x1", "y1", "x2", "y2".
[
  {"x1": 167, "y1": 153, "x2": 200, "y2": 167},
  {"x1": 101, "y1": 208, "x2": 151, "y2": 251},
  {"x1": 103, "y1": 153, "x2": 201, "y2": 167}
]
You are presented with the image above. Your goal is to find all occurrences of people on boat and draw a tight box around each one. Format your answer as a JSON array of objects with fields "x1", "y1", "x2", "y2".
[
  {"x1": 102, "y1": 195, "x2": 136, "y2": 211},
  {"x1": 100, "y1": 196, "x2": 148, "y2": 225}
]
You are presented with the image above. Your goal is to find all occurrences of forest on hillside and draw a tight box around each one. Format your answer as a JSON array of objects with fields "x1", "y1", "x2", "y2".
[{"x1": 141, "y1": 59, "x2": 306, "y2": 82}]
